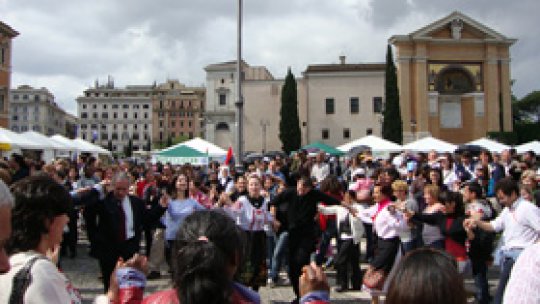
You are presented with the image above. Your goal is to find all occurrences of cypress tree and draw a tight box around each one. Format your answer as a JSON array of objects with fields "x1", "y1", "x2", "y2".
[
  {"x1": 383, "y1": 44, "x2": 403, "y2": 144},
  {"x1": 279, "y1": 68, "x2": 301, "y2": 154}
]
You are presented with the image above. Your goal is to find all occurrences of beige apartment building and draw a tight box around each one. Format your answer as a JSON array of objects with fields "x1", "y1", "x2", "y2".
[
  {"x1": 204, "y1": 59, "x2": 384, "y2": 152},
  {"x1": 303, "y1": 58, "x2": 385, "y2": 147},
  {"x1": 76, "y1": 80, "x2": 153, "y2": 153},
  {"x1": 390, "y1": 11, "x2": 516, "y2": 143},
  {"x1": 151, "y1": 80, "x2": 205, "y2": 148},
  {"x1": 9, "y1": 85, "x2": 73, "y2": 136},
  {"x1": 0, "y1": 21, "x2": 18, "y2": 128}
]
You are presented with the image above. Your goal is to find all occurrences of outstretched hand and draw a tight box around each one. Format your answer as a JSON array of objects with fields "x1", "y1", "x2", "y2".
[{"x1": 299, "y1": 262, "x2": 330, "y2": 297}]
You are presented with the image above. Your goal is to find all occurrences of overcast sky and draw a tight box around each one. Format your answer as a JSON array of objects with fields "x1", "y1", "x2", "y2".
[{"x1": 2, "y1": 0, "x2": 539, "y2": 115}]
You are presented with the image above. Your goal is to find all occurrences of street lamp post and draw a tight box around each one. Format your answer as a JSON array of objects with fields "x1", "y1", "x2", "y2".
[
  {"x1": 235, "y1": 0, "x2": 244, "y2": 166},
  {"x1": 260, "y1": 119, "x2": 269, "y2": 153}
]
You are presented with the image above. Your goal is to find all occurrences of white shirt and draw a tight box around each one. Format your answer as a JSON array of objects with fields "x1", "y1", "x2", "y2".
[
  {"x1": 358, "y1": 202, "x2": 408, "y2": 239},
  {"x1": 318, "y1": 203, "x2": 366, "y2": 244},
  {"x1": 310, "y1": 163, "x2": 329, "y2": 184},
  {"x1": 490, "y1": 198, "x2": 540, "y2": 251},
  {"x1": 121, "y1": 195, "x2": 135, "y2": 240},
  {"x1": 223, "y1": 196, "x2": 273, "y2": 231},
  {"x1": 0, "y1": 251, "x2": 81, "y2": 304}
]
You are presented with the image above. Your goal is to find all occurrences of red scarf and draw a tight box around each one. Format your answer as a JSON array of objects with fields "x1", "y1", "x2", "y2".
[{"x1": 372, "y1": 198, "x2": 391, "y2": 222}]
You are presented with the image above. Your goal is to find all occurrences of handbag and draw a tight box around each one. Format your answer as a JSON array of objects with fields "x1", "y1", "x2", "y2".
[{"x1": 362, "y1": 266, "x2": 386, "y2": 290}]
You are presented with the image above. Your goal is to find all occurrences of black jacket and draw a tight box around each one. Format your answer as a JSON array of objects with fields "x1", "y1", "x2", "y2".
[{"x1": 83, "y1": 190, "x2": 166, "y2": 258}]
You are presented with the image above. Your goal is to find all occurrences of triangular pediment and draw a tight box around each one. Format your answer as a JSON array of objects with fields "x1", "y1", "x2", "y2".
[{"x1": 409, "y1": 11, "x2": 513, "y2": 42}]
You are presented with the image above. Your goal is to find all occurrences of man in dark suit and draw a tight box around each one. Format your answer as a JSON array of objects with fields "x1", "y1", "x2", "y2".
[{"x1": 85, "y1": 172, "x2": 168, "y2": 291}]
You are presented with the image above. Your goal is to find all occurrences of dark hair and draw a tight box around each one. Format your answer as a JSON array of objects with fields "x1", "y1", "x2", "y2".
[
  {"x1": 298, "y1": 176, "x2": 313, "y2": 188},
  {"x1": 439, "y1": 191, "x2": 465, "y2": 217},
  {"x1": 319, "y1": 175, "x2": 342, "y2": 195},
  {"x1": 7, "y1": 175, "x2": 72, "y2": 254},
  {"x1": 465, "y1": 182, "x2": 483, "y2": 199},
  {"x1": 375, "y1": 182, "x2": 393, "y2": 198},
  {"x1": 384, "y1": 167, "x2": 400, "y2": 183},
  {"x1": 429, "y1": 167, "x2": 444, "y2": 188},
  {"x1": 174, "y1": 210, "x2": 244, "y2": 304},
  {"x1": 170, "y1": 174, "x2": 190, "y2": 199},
  {"x1": 386, "y1": 248, "x2": 467, "y2": 304},
  {"x1": 495, "y1": 177, "x2": 520, "y2": 197}
]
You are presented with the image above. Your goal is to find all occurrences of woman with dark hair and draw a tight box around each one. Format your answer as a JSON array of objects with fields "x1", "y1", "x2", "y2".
[
  {"x1": 356, "y1": 183, "x2": 408, "y2": 303},
  {"x1": 0, "y1": 175, "x2": 81, "y2": 303},
  {"x1": 386, "y1": 248, "x2": 467, "y2": 304},
  {"x1": 164, "y1": 173, "x2": 205, "y2": 266},
  {"x1": 428, "y1": 167, "x2": 448, "y2": 192},
  {"x1": 405, "y1": 191, "x2": 471, "y2": 273},
  {"x1": 315, "y1": 175, "x2": 343, "y2": 266},
  {"x1": 219, "y1": 175, "x2": 274, "y2": 291}
]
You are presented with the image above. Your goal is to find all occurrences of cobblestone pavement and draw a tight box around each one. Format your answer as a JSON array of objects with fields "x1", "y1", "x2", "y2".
[{"x1": 61, "y1": 240, "x2": 500, "y2": 304}]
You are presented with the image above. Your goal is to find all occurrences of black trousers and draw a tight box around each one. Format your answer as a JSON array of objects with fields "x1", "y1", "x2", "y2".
[
  {"x1": 335, "y1": 238, "x2": 361, "y2": 289},
  {"x1": 98, "y1": 238, "x2": 140, "y2": 292},
  {"x1": 288, "y1": 227, "x2": 317, "y2": 300}
]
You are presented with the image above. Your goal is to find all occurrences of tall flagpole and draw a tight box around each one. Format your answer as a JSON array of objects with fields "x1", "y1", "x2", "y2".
[{"x1": 235, "y1": 0, "x2": 244, "y2": 167}]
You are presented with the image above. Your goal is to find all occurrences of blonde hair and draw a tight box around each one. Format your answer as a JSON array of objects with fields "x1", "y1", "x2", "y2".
[
  {"x1": 424, "y1": 184, "x2": 440, "y2": 200},
  {"x1": 392, "y1": 180, "x2": 408, "y2": 192}
]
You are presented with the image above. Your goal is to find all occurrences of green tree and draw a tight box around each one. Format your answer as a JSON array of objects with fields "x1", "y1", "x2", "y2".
[
  {"x1": 279, "y1": 68, "x2": 301, "y2": 154},
  {"x1": 514, "y1": 90, "x2": 540, "y2": 123},
  {"x1": 124, "y1": 137, "x2": 133, "y2": 157},
  {"x1": 382, "y1": 45, "x2": 403, "y2": 144}
]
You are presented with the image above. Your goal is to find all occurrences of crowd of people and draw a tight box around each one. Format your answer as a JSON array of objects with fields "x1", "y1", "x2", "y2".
[{"x1": 0, "y1": 146, "x2": 538, "y2": 304}]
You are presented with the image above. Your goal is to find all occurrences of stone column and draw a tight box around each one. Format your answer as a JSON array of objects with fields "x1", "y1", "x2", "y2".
[{"x1": 500, "y1": 58, "x2": 512, "y2": 132}]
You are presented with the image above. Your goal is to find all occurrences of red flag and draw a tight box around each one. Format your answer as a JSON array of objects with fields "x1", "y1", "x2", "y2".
[{"x1": 225, "y1": 146, "x2": 234, "y2": 165}]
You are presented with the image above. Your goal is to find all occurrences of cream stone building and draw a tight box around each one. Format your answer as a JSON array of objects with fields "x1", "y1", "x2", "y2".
[
  {"x1": 9, "y1": 85, "x2": 73, "y2": 136},
  {"x1": 390, "y1": 11, "x2": 516, "y2": 143},
  {"x1": 204, "y1": 61, "x2": 295, "y2": 153},
  {"x1": 302, "y1": 58, "x2": 385, "y2": 147},
  {"x1": 0, "y1": 21, "x2": 18, "y2": 128},
  {"x1": 76, "y1": 80, "x2": 153, "y2": 153},
  {"x1": 204, "y1": 59, "x2": 384, "y2": 152}
]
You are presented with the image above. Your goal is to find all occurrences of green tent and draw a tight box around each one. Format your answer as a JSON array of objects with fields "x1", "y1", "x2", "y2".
[
  {"x1": 302, "y1": 142, "x2": 344, "y2": 156},
  {"x1": 155, "y1": 145, "x2": 209, "y2": 165}
]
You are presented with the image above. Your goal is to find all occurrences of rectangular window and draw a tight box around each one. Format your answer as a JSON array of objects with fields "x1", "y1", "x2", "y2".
[
  {"x1": 325, "y1": 98, "x2": 335, "y2": 114},
  {"x1": 350, "y1": 97, "x2": 359, "y2": 114},
  {"x1": 123, "y1": 104, "x2": 129, "y2": 109},
  {"x1": 366, "y1": 128, "x2": 373, "y2": 135},
  {"x1": 144, "y1": 113, "x2": 148, "y2": 119},
  {"x1": 0, "y1": 95, "x2": 3, "y2": 111},
  {"x1": 82, "y1": 104, "x2": 87, "y2": 109},
  {"x1": 112, "y1": 104, "x2": 119, "y2": 109},
  {"x1": 373, "y1": 97, "x2": 383, "y2": 113},
  {"x1": 113, "y1": 112, "x2": 118, "y2": 119},
  {"x1": 1, "y1": 47, "x2": 4, "y2": 64},
  {"x1": 103, "y1": 104, "x2": 107, "y2": 109},
  {"x1": 219, "y1": 94, "x2": 226, "y2": 106},
  {"x1": 343, "y1": 128, "x2": 350, "y2": 139},
  {"x1": 322, "y1": 129, "x2": 329, "y2": 140},
  {"x1": 81, "y1": 112, "x2": 88, "y2": 119},
  {"x1": 102, "y1": 113, "x2": 108, "y2": 119},
  {"x1": 143, "y1": 104, "x2": 149, "y2": 109},
  {"x1": 92, "y1": 113, "x2": 98, "y2": 119},
  {"x1": 123, "y1": 113, "x2": 128, "y2": 119},
  {"x1": 134, "y1": 112, "x2": 138, "y2": 119}
]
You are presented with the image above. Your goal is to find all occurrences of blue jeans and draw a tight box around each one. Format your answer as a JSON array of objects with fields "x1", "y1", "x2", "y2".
[
  {"x1": 266, "y1": 233, "x2": 276, "y2": 272},
  {"x1": 269, "y1": 231, "x2": 289, "y2": 281},
  {"x1": 494, "y1": 249, "x2": 522, "y2": 304},
  {"x1": 315, "y1": 220, "x2": 337, "y2": 265}
]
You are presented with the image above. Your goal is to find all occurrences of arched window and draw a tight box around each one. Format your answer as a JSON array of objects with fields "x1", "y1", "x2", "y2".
[
  {"x1": 215, "y1": 122, "x2": 230, "y2": 131},
  {"x1": 436, "y1": 67, "x2": 475, "y2": 94}
]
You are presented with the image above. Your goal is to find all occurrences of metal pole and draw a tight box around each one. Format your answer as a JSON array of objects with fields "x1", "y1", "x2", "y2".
[{"x1": 235, "y1": 0, "x2": 244, "y2": 166}]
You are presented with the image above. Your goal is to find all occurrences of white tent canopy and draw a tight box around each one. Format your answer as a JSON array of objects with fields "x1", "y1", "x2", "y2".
[
  {"x1": 160, "y1": 137, "x2": 227, "y2": 157},
  {"x1": 403, "y1": 136, "x2": 458, "y2": 153},
  {"x1": 72, "y1": 138, "x2": 111, "y2": 155},
  {"x1": 50, "y1": 135, "x2": 81, "y2": 151},
  {"x1": 23, "y1": 131, "x2": 72, "y2": 150},
  {"x1": 0, "y1": 127, "x2": 42, "y2": 149},
  {"x1": 337, "y1": 135, "x2": 403, "y2": 152},
  {"x1": 466, "y1": 137, "x2": 510, "y2": 153},
  {"x1": 515, "y1": 140, "x2": 540, "y2": 155}
]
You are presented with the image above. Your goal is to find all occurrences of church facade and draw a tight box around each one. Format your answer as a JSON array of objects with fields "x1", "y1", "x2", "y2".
[{"x1": 390, "y1": 11, "x2": 516, "y2": 143}]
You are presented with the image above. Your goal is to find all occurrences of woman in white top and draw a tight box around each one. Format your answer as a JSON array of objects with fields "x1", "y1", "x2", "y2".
[
  {"x1": 357, "y1": 183, "x2": 408, "y2": 303},
  {"x1": 219, "y1": 174, "x2": 274, "y2": 291},
  {"x1": 0, "y1": 175, "x2": 81, "y2": 304}
]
